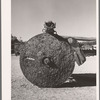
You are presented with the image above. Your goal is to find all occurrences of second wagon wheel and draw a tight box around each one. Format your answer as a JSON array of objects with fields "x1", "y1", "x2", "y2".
[{"x1": 20, "y1": 33, "x2": 75, "y2": 87}]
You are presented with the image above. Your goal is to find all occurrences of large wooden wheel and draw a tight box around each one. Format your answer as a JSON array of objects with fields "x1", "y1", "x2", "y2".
[{"x1": 20, "y1": 33, "x2": 75, "y2": 87}]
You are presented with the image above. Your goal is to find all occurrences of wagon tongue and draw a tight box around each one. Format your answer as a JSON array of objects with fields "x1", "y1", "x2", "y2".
[{"x1": 67, "y1": 38, "x2": 86, "y2": 66}]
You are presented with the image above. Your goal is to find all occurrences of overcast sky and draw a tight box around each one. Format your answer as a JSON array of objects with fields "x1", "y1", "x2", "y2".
[{"x1": 12, "y1": 0, "x2": 96, "y2": 41}]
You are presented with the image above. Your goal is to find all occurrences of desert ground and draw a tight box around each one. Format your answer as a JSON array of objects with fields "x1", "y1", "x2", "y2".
[{"x1": 11, "y1": 55, "x2": 97, "y2": 100}]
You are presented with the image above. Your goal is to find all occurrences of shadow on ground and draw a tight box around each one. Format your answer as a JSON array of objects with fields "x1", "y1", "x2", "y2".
[{"x1": 56, "y1": 74, "x2": 96, "y2": 88}]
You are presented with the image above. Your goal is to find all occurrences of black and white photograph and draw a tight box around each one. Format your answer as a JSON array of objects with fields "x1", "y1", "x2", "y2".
[{"x1": 10, "y1": 0, "x2": 98, "y2": 100}]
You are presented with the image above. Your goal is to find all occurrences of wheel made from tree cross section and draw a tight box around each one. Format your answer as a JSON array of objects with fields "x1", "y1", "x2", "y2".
[{"x1": 20, "y1": 33, "x2": 75, "y2": 87}]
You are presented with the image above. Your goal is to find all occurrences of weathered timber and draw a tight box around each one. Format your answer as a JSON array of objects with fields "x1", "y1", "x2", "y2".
[{"x1": 20, "y1": 33, "x2": 75, "y2": 87}]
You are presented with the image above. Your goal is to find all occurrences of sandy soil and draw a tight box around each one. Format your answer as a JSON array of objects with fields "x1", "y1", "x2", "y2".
[{"x1": 11, "y1": 56, "x2": 96, "y2": 100}]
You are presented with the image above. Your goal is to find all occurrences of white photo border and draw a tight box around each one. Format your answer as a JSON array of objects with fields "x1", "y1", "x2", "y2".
[{"x1": 1, "y1": 0, "x2": 99, "y2": 100}]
